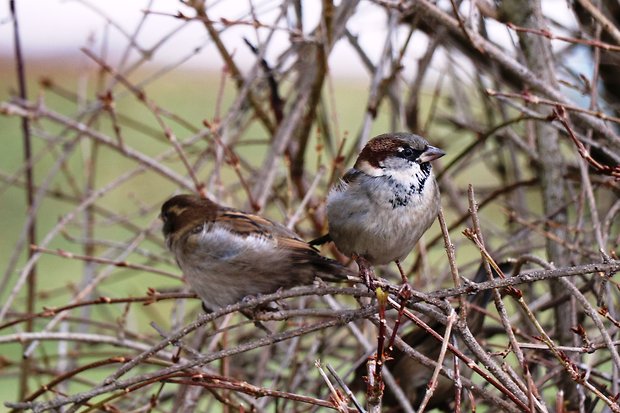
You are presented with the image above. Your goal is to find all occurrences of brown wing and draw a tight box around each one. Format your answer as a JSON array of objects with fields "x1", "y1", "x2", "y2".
[
  {"x1": 215, "y1": 207, "x2": 349, "y2": 281},
  {"x1": 276, "y1": 234, "x2": 323, "y2": 254},
  {"x1": 218, "y1": 210, "x2": 321, "y2": 253},
  {"x1": 216, "y1": 210, "x2": 276, "y2": 240}
]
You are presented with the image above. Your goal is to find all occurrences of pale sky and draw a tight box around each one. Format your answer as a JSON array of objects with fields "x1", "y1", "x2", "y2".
[
  {"x1": 0, "y1": 0, "x2": 395, "y2": 78},
  {"x1": 0, "y1": 0, "x2": 577, "y2": 80}
]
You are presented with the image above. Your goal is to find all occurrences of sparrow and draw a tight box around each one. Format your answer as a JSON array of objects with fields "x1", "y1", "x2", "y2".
[
  {"x1": 161, "y1": 194, "x2": 352, "y2": 311},
  {"x1": 313, "y1": 132, "x2": 445, "y2": 281}
]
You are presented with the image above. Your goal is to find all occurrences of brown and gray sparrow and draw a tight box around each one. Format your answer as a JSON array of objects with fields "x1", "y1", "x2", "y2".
[
  {"x1": 313, "y1": 133, "x2": 445, "y2": 280},
  {"x1": 161, "y1": 194, "x2": 351, "y2": 311}
]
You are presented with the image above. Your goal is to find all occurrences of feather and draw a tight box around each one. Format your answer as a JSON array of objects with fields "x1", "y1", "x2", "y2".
[{"x1": 161, "y1": 194, "x2": 352, "y2": 310}]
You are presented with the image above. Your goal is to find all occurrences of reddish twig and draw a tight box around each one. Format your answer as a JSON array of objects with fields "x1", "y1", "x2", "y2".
[
  {"x1": 552, "y1": 105, "x2": 620, "y2": 179},
  {"x1": 507, "y1": 22, "x2": 620, "y2": 52}
]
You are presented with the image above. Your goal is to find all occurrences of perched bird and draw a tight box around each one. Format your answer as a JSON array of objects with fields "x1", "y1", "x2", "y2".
[
  {"x1": 161, "y1": 194, "x2": 351, "y2": 311},
  {"x1": 313, "y1": 132, "x2": 445, "y2": 281},
  {"x1": 369, "y1": 261, "x2": 515, "y2": 412}
]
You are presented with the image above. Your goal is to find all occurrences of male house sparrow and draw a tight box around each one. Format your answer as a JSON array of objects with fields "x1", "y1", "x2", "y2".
[
  {"x1": 161, "y1": 194, "x2": 351, "y2": 311},
  {"x1": 314, "y1": 133, "x2": 445, "y2": 279}
]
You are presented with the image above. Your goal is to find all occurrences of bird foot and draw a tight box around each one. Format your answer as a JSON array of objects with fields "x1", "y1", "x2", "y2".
[
  {"x1": 397, "y1": 282, "x2": 413, "y2": 302},
  {"x1": 354, "y1": 255, "x2": 376, "y2": 291}
]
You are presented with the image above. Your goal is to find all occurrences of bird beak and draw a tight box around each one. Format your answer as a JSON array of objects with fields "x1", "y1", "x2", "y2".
[{"x1": 418, "y1": 145, "x2": 445, "y2": 163}]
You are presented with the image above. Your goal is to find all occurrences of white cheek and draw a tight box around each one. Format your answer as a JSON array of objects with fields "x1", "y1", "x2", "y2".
[
  {"x1": 356, "y1": 160, "x2": 384, "y2": 177},
  {"x1": 386, "y1": 163, "x2": 426, "y2": 186}
]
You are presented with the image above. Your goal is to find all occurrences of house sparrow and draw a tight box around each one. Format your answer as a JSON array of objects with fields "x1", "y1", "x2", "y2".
[
  {"x1": 161, "y1": 194, "x2": 352, "y2": 311},
  {"x1": 313, "y1": 133, "x2": 445, "y2": 281}
]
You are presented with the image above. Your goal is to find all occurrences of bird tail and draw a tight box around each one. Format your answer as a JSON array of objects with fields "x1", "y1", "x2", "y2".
[
  {"x1": 309, "y1": 233, "x2": 332, "y2": 246},
  {"x1": 313, "y1": 255, "x2": 357, "y2": 283}
]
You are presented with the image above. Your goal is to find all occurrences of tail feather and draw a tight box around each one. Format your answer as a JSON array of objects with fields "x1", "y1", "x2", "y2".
[
  {"x1": 309, "y1": 233, "x2": 332, "y2": 246},
  {"x1": 312, "y1": 254, "x2": 356, "y2": 282},
  {"x1": 307, "y1": 233, "x2": 352, "y2": 281}
]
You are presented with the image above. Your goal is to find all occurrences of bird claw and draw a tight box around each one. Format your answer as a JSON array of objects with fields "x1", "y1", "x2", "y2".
[
  {"x1": 354, "y1": 254, "x2": 377, "y2": 291},
  {"x1": 241, "y1": 294, "x2": 259, "y2": 305},
  {"x1": 397, "y1": 282, "x2": 413, "y2": 301}
]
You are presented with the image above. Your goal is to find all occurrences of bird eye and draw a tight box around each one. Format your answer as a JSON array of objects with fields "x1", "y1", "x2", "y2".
[
  {"x1": 400, "y1": 146, "x2": 420, "y2": 160},
  {"x1": 402, "y1": 147, "x2": 413, "y2": 157},
  {"x1": 191, "y1": 224, "x2": 203, "y2": 234}
]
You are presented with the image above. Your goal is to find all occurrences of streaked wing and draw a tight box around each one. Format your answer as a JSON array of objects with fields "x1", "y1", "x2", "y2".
[
  {"x1": 216, "y1": 209, "x2": 306, "y2": 242},
  {"x1": 219, "y1": 209, "x2": 325, "y2": 256},
  {"x1": 275, "y1": 234, "x2": 323, "y2": 255},
  {"x1": 215, "y1": 210, "x2": 276, "y2": 241},
  {"x1": 214, "y1": 206, "x2": 348, "y2": 281}
]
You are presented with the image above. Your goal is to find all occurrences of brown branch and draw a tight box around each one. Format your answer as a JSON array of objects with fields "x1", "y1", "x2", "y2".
[
  {"x1": 507, "y1": 22, "x2": 620, "y2": 51},
  {"x1": 552, "y1": 105, "x2": 620, "y2": 179},
  {"x1": 29, "y1": 245, "x2": 181, "y2": 280},
  {"x1": 165, "y1": 374, "x2": 357, "y2": 412},
  {"x1": 10, "y1": 0, "x2": 36, "y2": 399}
]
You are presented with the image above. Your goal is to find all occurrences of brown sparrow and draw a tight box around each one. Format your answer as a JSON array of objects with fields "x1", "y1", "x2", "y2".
[
  {"x1": 161, "y1": 194, "x2": 351, "y2": 311},
  {"x1": 314, "y1": 133, "x2": 444, "y2": 279}
]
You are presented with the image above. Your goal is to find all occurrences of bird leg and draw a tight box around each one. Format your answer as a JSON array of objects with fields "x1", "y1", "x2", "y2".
[
  {"x1": 394, "y1": 259, "x2": 413, "y2": 300},
  {"x1": 387, "y1": 260, "x2": 413, "y2": 352},
  {"x1": 395, "y1": 259, "x2": 408, "y2": 284},
  {"x1": 353, "y1": 254, "x2": 376, "y2": 291}
]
